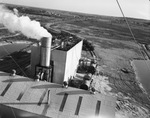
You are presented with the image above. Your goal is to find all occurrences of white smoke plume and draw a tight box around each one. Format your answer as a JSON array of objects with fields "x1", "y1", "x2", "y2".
[{"x1": 0, "y1": 5, "x2": 52, "y2": 40}]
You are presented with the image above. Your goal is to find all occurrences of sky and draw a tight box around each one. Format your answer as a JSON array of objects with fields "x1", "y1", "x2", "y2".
[{"x1": 0, "y1": 0, "x2": 150, "y2": 20}]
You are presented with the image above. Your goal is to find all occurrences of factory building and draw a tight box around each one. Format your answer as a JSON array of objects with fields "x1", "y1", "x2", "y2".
[
  {"x1": 31, "y1": 36, "x2": 83, "y2": 84},
  {"x1": 51, "y1": 40, "x2": 83, "y2": 84},
  {"x1": 0, "y1": 71, "x2": 116, "y2": 118}
]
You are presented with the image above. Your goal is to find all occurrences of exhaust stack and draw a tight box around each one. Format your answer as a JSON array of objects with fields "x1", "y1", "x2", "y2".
[{"x1": 40, "y1": 37, "x2": 52, "y2": 67}]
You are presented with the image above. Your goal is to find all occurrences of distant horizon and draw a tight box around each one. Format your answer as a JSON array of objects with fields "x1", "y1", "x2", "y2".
[
  {"x1": 1, "y1": 0, "x2": 150, "y2": 20},
  {"x1": 1, "y1": 2, "x2": 148, "y2": 21}
]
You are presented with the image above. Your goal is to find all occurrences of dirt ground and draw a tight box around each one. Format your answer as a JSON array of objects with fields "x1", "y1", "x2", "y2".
[{"x1": 80, "y1": 36, "x2": 150, "y2": 117}]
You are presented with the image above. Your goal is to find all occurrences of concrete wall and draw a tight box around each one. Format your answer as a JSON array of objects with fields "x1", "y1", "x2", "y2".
[
  {"x1": 51, "y1": 50, "x2": 67, "y2": 84},
  {"x1": 64, "y1": 40, "x2": 83, "y2": 82},
  {"x1": 51, "y1": 40, "x2": 83, "y2": 84}
]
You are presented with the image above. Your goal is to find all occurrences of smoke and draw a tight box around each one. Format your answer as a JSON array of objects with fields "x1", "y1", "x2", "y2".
[{"x1": 0, "y1": 5, "x2": 52, "y2": 40}]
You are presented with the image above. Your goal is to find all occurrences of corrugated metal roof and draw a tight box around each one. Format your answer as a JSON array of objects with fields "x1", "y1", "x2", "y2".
[{"x1": 0, "y1": 71, "x2": 116, "y2": 118}]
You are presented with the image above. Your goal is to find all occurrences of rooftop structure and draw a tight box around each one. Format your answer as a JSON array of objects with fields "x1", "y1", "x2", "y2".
[{"x1": 0, "y1": 71, "x2": 116, "y2": 118}]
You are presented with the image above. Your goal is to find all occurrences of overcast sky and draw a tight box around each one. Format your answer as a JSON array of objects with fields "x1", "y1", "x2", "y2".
[{"x1": 1, "y1": 0, "x2": 150, "y2": 20}]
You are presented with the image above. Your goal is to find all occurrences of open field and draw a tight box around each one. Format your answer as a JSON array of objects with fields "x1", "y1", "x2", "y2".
[{"x1": 0, "y1": 4, "x2": 150, "y2": 117}]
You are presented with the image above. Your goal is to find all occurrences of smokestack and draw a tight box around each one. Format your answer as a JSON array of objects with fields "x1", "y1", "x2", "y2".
[{"x1": 40, "y1": 37, "x2": 52, "y2": 67}]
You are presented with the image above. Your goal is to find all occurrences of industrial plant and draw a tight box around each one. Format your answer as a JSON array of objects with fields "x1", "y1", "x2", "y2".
[
  {"x1": 0, "y1": 32, "x2": 116, "y2": 118},
  {"x1": 31, "y1": 35, "x2": 83, "y2": 85},
  {"x1": 0, "y1": 4, "x2": 116, "y2": 118}
]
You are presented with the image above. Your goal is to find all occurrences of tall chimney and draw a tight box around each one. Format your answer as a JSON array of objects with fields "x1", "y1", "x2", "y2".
[{"x1": 40, "y1": 37, "x2": 52, "y2": 67}]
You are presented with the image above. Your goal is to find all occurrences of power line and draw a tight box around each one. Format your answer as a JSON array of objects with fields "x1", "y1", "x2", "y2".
[
  {"x1": 11, "y1": 107, "x2": 17, "y2": 118},
  {"x1": 115, "y1": 0, "x2": 150, "y2": 103},
  {"x1": 2, "y1": 45, "x2": 28, "y2": 77},
  {"x1": 115, "y1": 0, "x2": 150, "y2": 71},
  {"x1": 116, "y1": 0, "x2": 138, "y2": 44}
]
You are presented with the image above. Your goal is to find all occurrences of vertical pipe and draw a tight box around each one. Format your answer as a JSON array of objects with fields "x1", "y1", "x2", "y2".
[
  {"x1": 47, "y1": 89, "x2": 50, "y2": 104},
  {"x1": 40, "y1": 37, "x2": 52, "y2": 67}
]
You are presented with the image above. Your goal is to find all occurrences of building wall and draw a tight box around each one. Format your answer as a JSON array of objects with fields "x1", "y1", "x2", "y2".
[
  {"x1": 51, "y1": 40, "x2": 83, "y2": 84},
  {"x1": 51, "y1": 50, "x2": 67, "y2": 84},
  {"x1": 64, "y1": 40, "x2": 83, "y2": 82}
]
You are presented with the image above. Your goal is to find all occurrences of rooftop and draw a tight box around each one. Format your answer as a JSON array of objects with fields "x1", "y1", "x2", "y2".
[
  {"x1": 51, "y1": 30, "x2": 82, "y2": 51},
  {"x1": 0, "y1": 71, "x2": 116, "y2": 118}
]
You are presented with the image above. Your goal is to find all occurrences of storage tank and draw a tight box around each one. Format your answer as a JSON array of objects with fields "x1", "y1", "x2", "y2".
[{"x1": 40, "y1": 37, "x2": 52, "y2": 67}]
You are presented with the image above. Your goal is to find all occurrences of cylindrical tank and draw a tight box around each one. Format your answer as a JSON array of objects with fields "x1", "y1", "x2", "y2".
[{"x1": 40, "y1": 37, "x2": 52, "y2": 67}]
